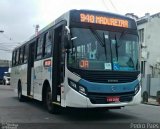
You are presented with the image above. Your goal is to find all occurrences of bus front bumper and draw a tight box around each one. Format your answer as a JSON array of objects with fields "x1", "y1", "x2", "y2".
[{"x1": 65, "y1": 86, "x2": 141, "y2": 108}]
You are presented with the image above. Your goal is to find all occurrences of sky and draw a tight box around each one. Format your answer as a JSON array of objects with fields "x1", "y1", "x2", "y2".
[{"x1": 0, "y1": 0, "x2": 160, "y2": 60}]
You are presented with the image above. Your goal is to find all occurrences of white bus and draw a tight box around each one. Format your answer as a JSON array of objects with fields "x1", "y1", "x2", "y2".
[{"x1": 11, "y1": 9, "x2": 141, "y2": 114}]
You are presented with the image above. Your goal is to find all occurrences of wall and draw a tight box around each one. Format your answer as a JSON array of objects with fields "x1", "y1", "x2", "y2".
[{"x1": 138, "y1": 14, "x2": 160, "y2": 97}]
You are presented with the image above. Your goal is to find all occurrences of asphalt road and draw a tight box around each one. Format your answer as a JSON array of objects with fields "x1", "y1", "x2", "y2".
[{"x1": 0, "y1": 85, "x2": 160, "y2": 129}]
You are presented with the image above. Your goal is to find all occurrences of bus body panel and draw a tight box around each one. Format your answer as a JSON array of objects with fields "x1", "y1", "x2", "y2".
[
  {"x1": 62, "y1": 68, "x2": 141, "y2": 108},
  {"x1": 11, "y1": 64, "x2": 28, "y2": 96},
  {"x1": 41, "y1": 57, "x2": 53, "y2": 89},
  {"x1": 21, "y1": 64, "x2": 28, "y2": 96},
  {"x1": 33, "y1": 60, "x2": 43, "y2": 100},
  {"x1": 33, "y1": 58, "x2": 53, "y2": 101},
  {"x1": 41, "y1": 57, "x2": 53, "y2": 99},
  {"x1": 66, "y1": 87, "x2": 88, "y2": 107},
  {"x1": 60, "y1": 67, "x2": 82, "y2": 107},
  {"x1": 65, "y1": 83, "x2": 141, "y2": 108}
]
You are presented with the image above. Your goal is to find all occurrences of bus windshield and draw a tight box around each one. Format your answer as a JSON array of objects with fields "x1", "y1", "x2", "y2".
[{"x1": 68, "y1": 28, "x2": 139, "y2": 71}]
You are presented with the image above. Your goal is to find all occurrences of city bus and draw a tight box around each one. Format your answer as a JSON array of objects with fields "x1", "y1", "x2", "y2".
[{"x1": 11, "y1": 9, "x2": 141, "y2": 114}]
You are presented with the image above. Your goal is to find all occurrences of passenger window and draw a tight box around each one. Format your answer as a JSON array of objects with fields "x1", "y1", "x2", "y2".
[
  {"x1": 19, "y1": 48, "x2": 23, "y2": 64},
  {"x1": 16, "y1": 49, "x2": 19, "y2": 65},
  {"x1": 12, "y1": 51, "x2": 16, "y2": 66},
  {"x1": 36, "y1": 37, "x2": 43, "y2": 59},
  {"x1": 21, "y1": 46, "x2": 25, "y2": 63},
  {"x1": 44, "y1": 32, "x2": 52, "y2": 57},
  {"x1": 24, "y1": 45, "x2": 28, "y2": 63}
]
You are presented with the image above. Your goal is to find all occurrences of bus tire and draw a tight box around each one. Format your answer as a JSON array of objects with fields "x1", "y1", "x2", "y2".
[
  {"x1": 18, "y1": 82, "x2": 25, "y2": 102},
  {"x1": 142, "y1": 91, "x2": 148, "y2": 103},
  {"x1": 45, "y1": 87, "x2": 61, "y2": 114}
]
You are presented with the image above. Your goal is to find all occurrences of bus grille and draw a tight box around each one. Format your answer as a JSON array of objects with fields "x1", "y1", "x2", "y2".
[
  {"x1": 87, "y1": 92, "x2": 134, "y2": 104},
  {"x1": 68, "y1": 67, "x2": 139, "y2": 83}
]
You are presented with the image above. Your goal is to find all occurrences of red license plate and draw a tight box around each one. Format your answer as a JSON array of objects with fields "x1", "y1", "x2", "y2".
[{"x1": 106, "y1": 96, "x2": 120, "y2": 102}]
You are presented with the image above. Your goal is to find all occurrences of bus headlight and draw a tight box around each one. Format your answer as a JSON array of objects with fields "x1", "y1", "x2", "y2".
[
  {"x1": 68, "y1": 79, "x2": 87, "y2": 96},
  {"x1": 135, "y1": 84, "x2": 140, "y2": 94},
  {"x1": 68, "y1": 80, "x2": 77, "y2": 89},
  {"x1": 79, "y1": 86, "x2": 87, "y2": 96}
]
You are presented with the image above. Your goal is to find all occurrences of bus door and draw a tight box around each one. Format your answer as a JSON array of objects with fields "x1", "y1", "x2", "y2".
[
  {"x1": 52, "y1": 22, "x2": 66, "y2": 103},
  {"x1": 27, "y1": 42, "x2": 35, "y2": 97}
]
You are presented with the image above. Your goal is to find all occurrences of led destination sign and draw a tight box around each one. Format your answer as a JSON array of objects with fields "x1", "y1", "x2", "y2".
[{"x1": 80, "y1": 13, "x2": 129, "y2": 28}]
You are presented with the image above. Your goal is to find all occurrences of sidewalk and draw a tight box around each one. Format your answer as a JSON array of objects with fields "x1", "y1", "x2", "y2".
[{"x1": 143, "y1": 98, "x2": 160, "y2": 106}]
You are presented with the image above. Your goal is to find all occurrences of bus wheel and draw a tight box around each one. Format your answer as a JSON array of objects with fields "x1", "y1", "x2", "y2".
[
  {"x1": 45, "y1": 87, "x2": 61, "y2": 114},
  {"x1": 18, "y1": 83, "x2": 25, "y2": 102}
]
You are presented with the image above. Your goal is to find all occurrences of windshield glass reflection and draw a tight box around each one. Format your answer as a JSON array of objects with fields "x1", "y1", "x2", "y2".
[{"x1": 68, "y1": 28, "x2": 139, "y2": 71}]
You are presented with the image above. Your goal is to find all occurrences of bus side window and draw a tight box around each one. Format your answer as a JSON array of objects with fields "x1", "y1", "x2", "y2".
[
  {"x1": 24, "y1": 45, "x2": 28, "y2": 63},
  {"x1": 21, "y1": 46, "x2": 25, "y2": 64},
  {"x1": 19, "y1": 47, "x2": 23, "y2": 64},
  {"x1": 44, "y1": 31, "x2": 52, "y2": 57},
  {"x1": 36, "y1": 37, "x2": 43, "y2": 60},
  {"x1": 12, "y1": 51, "x2": 16, "y2": 66},
  {"x1": 16, "y1": 49, "x2": 19, "y2": 65}
]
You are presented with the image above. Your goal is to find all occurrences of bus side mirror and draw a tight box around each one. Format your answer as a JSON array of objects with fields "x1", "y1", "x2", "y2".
[
  {"x1": 64, "y1": 36, "x2": 71, "y2": 49},
  {"x1": 64, "y1": 26, "x2": 71, "y2": 49}
]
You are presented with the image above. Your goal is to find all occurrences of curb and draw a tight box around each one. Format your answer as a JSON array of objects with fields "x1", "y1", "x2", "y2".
[{"x1": 142, "y1": 102, "x2": 160, "y2": 106}]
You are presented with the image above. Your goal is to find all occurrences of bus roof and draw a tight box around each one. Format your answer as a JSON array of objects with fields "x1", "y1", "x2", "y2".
[
  {"x1": 69, "y1": 9, "x2": 136, "y2": 29},
  {"x1": 70, "y1": 9, "x2": 135, "y2": 21},
  {"x1": 13, "y1": 9, "x2": 136, "y2": 50}
]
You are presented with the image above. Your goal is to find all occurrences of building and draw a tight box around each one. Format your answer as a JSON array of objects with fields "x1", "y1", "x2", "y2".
[
  {"x1": 0, "y1": 59, "x2": 10, "y2": 67},
  {"x1": 137, "y1": 13, "x2": 160, "y2": 78},
  {"x1": 136, "y1": 13, "x2": 160, "y2": 99}
]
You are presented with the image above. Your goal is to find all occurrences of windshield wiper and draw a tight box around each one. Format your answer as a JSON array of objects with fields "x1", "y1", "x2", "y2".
[
  {"x1": 103, "y1": 33, "x2": 108, "y2": 61},
  {"x1": 90, "y1": 29, "x2": 108, "y2": 61},
  {"x1": 90, "y1": 29, "x2": 104, "y2": 47},
  {"x1": 114, "y1": 30, "x2": 127, "y2": 61},
  {"x1": 118, "y1": 30, "x2": 127, "y2": 47},
  {"x1": 115, "y1": 34, "x2": 119, "y2": 61}
]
